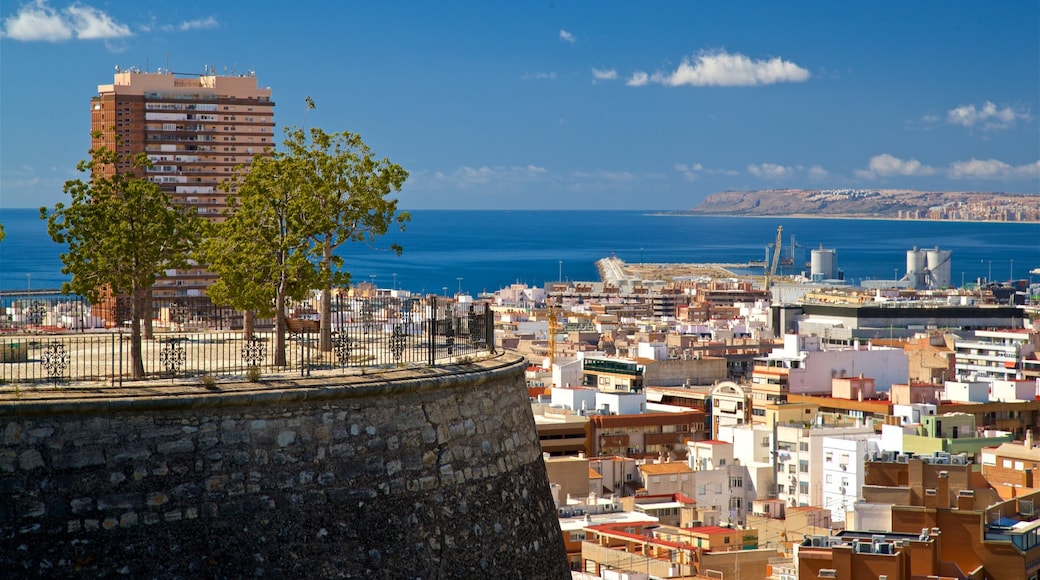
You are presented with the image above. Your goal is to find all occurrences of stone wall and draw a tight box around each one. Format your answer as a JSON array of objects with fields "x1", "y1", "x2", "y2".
[{"x1": 0, "y1": 354, "x2": 569, "y2": 578}]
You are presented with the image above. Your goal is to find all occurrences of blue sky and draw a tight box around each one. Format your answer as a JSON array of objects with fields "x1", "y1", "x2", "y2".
[{"x1": 1, "y1": 1, "x2": 1037, "y2": 210}]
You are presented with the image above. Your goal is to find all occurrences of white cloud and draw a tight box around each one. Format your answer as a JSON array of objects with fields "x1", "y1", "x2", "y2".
[
  {"x1": 522, "y1": 71, "x2": 556, "y2": 80},
  {"x1": 592, "y1": 68, "x2": 617, "y2": 81},
  {"x1": 647, "y1": 50, "x2": 810, "y2": 87},
  {"x1": 2, "y1": 0, "x2": 71, "y2": 40},
  {"x1": 2, "y1": 1, "x2": 132, "y2": 41},
  {"x1": 854, "y1": 154, "x2": 936, "y2": 179},
  {"x1": 947, "y1": 158, "x2": 1040, "y2": 180},
  {"x1": 626, "y1": 71, "x2": 649, "y2": 87},
  {"x1": 807, "y1": 165, "x2": 830, "y2": 181},
  {"x1": 65, "y1": 3, "x2": 130, "y2": 39},
  {"x1": 947, "y1": 101, "x2": 1029, "y2": 130},
  {"x1": 559, "y1": 29, "x2": 575, "y2": 44},
  {"x1": 675, "y1": 162, "x2": 740, "y2": 181},
  {"x1": 748, "y1": 163, "x2": 797, "y2": 179},
  {"x1": 424, "y1": 165, "x2": 549, "y2": 190},
  {"x1": 178, "y1": 16, "x2": 218, "y2": 31}
]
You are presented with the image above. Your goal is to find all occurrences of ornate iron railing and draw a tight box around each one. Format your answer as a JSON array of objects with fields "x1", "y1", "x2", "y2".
[{"x1": 0, "y1": 295, "x2": 495, "y2": 386}]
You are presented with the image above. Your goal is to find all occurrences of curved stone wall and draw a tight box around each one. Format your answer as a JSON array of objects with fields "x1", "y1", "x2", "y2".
[{"x1": 0, "y1": 354, "x2": 569, "y2": 578}]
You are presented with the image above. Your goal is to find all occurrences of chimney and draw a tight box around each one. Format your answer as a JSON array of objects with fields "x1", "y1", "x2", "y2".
[
  {"x1": 1027, "y1": 430, "x2": 1034, "y2": 449},
  {"x1": 936, "y1": 471, "x2": 950, "y2": 510}
]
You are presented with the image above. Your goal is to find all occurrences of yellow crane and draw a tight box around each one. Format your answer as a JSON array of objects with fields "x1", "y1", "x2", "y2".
[
  {"x1": 764, "y1": 225, "x2": 783, "y2": 291},
  {"x1": 547, "y1": 298, "x2": 559, "y2": 368}
]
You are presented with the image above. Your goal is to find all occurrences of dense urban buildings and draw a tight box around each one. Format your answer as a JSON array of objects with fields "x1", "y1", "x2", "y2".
[
  {"x1": 501, "y1": 259, "x2": 1040, "y2": 578},
  {"x1": 91, "y1": 69, "x2": 276, "y2": 298}
]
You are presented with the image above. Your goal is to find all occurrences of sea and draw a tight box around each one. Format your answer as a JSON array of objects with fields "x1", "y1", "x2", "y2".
[{"x1": 1, "y1": 208, "x2": 1038, "y2": 296}]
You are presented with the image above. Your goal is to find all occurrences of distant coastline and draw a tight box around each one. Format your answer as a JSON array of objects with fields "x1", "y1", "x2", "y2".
[
  {"x1": 679, "y1": 188, "x2": 1040, "y2": 224},
  {"x1": 657, "y1": 211, "x2": 1040, "y2": 225}
]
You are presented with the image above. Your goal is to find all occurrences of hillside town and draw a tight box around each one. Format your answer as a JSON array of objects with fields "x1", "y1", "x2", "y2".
[{"x1": 488, "y1": 257, "x2": 1040, "y2": 579}]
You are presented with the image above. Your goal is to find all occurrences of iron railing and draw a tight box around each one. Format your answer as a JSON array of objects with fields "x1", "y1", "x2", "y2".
[{"x1": 0, "y1": 294, "x2": 495, "y2": 386}]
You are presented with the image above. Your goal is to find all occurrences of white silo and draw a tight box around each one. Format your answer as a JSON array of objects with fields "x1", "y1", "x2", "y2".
[
  {"x1": 925, "y1": 248, "x2": 952, "y2": 288},
  {"x1": 906, "y1": 247, "x2": 927, "y2": 288},
  {"x1": 810, "y1": 248, "x2": 837, "y2": 281}
]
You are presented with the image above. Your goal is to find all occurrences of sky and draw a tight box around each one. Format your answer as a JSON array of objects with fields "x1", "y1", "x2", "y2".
[{"x1": 1, "y1": 1, "x2": 1038, "y2": 211}]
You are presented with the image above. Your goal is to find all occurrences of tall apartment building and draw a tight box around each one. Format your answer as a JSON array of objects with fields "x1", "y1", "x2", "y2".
[{"x1": 91, "y1": 69, "x2": 276, "y2": 298}]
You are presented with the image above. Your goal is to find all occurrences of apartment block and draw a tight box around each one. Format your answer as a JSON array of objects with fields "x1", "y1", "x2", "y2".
[
  {"x1": 92, "y1": 70, "x2": 275, "y2": 298},
  {"x1": 954, "y1": 328, "x2": 1040, "y2": 383}
]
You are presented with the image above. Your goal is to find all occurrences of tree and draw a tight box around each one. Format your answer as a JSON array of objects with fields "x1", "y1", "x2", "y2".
[
  {"x1": 202, "y1": 155, "x2": 315, "y2": 366},
  {"x1": 283, "y1": 117, "x2": 409, "y2": 352},
  {"x1": 204, "y1": 101, "x2": 409, "y2": 361},
  {"x1": 41, "y1": 134, "x2": 205, "y2": 378}
]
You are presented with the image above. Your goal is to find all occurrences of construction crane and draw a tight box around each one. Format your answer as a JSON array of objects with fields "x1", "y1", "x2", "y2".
[
  {"x1": 764, "y1": 225, "x2": 783, "y2": 291},
  {"x1": 547, "y1": 298, "x2": 559, "y2": 369}
]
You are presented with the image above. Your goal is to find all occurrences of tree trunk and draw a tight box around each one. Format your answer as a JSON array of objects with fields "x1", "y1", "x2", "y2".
[
  {"x1": 142, "y1": 287, "x2": 154, "y2": 340},
  {"x1": 319, "y1": 287, "x2": 332, "y2": 352},
  {"x1": 129, "y1": 286, "x2": 145, "y2": 379},
  {"x1": 319, "y1": 242, "x2": 333, "y2": 352},
  {"x1": 243, "y1": 310, "x2": 255, "y2": 341},
  {"x1": 274, "y1": 286, "x2": 287, "y2": 367}
]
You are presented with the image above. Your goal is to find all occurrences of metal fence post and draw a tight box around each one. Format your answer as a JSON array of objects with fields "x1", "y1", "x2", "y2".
[
  {"x1": 485, "y1": 303, "x2": 496, "y2": 354},
  {"x1": 427, "y1": 295, "x2": 436, "y2": 367}
]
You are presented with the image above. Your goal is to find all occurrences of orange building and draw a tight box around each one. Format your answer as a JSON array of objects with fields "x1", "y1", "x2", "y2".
[
  {"x1": 590, "y1": 410, "x2": 707, "y2": 460},
  {"x1": 91, "y1": 70, "x2": 276, "y2": 299}
]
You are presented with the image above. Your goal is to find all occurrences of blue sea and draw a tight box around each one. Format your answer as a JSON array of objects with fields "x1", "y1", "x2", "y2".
[{"x1": 1, "y1": 208, "x2": 1038, "y2": 295}]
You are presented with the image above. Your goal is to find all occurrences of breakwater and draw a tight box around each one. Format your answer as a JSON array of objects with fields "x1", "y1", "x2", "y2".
[{"x1": 0, "y1": 353, "x2": 569, "y2": 578}]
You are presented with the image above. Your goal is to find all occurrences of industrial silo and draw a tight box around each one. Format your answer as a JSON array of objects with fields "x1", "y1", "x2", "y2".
[
  {"x1": 810, "y1": 248, "x2": 838, "y2": 281},
  {"x1": 906, "y1": 247, "x2": 927, "y2": 288},
  {"x1": 925, "y1": 248, "x2": 952, "y2": 288}
]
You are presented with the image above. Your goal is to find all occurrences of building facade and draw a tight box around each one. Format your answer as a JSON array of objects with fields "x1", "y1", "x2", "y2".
[{"x1": 92, "y1": 70, "x2": 276, "y2": 298}]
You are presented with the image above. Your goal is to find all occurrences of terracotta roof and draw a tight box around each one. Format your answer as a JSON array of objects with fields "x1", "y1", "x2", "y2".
[
  {"x1": 640, "y1": 462, "x2": 694, "y2": 475},
  {"x1": 589, "y1": 469, "x2": 603, "y2": 480}
]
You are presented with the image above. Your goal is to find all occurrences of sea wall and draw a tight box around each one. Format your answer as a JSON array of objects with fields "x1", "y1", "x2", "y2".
[{"x1": 0, "y1": 354, "x2": 569, "y2": 578}]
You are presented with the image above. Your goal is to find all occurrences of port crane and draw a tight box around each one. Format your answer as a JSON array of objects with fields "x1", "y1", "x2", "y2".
[
  {"x1": 764, "y1": 226, "x2": 783, "y2": 291},
  {"x1": 547, "y1": 298, "x2": 559, "y2": 369}
]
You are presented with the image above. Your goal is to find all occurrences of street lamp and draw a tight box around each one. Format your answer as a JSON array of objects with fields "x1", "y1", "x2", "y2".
[
  {"x1": 558, "y1": 260, "x2": 562, "y2": 282},
  {"x1": 369, "y1": 274, "x2": 377, "y2": 288},
  {"x1": 26, "y1": 273, "x2": 31, "y2": 294},
  {"x1": 457, "y1": 277, "x2": 463, "y2": 296},
  {"x1": 392, "y1": 272, "x2": 397, "y2": 290}
]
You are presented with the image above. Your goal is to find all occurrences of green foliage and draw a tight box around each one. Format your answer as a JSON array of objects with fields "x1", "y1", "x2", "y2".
[
  {"x1": 40, "y1": 132, "x2": 206, "y2": 377},
  {"x1": 202, "y1": 98, "x2": 409, "y2": 361},
  {"x1": 0, "y1": 222, "x2": 5, "y2": 244},
  {"x1": 246, "y1": 365, "x2": 262, "y2": 382},
  {"x1": 40, "y1": 134, "x2": 205, "y2": 303}
]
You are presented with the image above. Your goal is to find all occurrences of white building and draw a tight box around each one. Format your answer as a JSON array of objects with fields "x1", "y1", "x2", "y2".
[
  {"x1": 954, "y1": 328, "x2": 1039, "y2": 382},
  {"x1": 709, "y1": 381, "x2": 752, "y2": 437},
  {"x1": 757, "y1": 334, "x2": 909, "y2": 395},
  {"x1": 820, "y1": 436, "x2": 880, "y2": 523},
  {"x1": 942, "y1": 380, "x2": 990, "y2": 403},
  {"x1": 774, "y1": 423, "x2": 876, "y2": 509}
]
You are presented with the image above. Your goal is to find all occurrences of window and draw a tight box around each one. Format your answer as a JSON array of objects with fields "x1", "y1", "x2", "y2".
[
  {"x1": 570, "y1": 532, "x2": 586, "y2": 542},
  {"x1": 826, "y1": 474, "x2": 832, "y2": 483},
  {"x1": 799, "y1": 481, "x2": 808, "y2": 494},
  {"x1": 799, "y1": 442, "x2": 808, "y2": 451},
  {"x1": 697, "y1": 485, "x2": 707, "y2": 495},
  {"x1": 729, "y1": 476, "x2": 743, "y2": 488},
  {"x1": 799, "y1": 460, "x2": 809, "y2": 473},
  {"x1": 825, "y1": 452, "x2": 833, "y2": 463}
]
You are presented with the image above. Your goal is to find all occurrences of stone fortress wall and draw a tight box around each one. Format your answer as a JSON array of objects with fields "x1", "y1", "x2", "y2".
[{"x1": 0, "y1": 354, "x2": 569, "y2": 578}]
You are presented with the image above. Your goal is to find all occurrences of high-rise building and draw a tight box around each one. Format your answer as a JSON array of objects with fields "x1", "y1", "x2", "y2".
[{"x1": 91, "y1": 69, "x2": 276, "y2": 298}]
